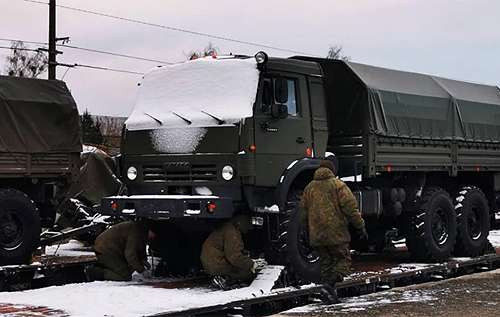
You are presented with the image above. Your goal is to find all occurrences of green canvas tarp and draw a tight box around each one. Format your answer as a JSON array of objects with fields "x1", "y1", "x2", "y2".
[
  {"x1": 303, "y1": 58, "x2": 500, "y2": 142},
  {"x1": 0, "y1": 76, "x2": 82, "y2": 153}
]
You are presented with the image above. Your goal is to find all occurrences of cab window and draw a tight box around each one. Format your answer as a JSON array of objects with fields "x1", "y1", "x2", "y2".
[{"x1": 261, "y1": 77, "x2": 298, "y2": 116}]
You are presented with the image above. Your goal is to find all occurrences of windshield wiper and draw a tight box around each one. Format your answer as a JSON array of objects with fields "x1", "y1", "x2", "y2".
[
  {"x1": 201, "y1": 110, "x2": 225, "y2": 125},
  {"x1": 172, "y1": 112, "x2": 192, "y2": 125},
  {"x1": 143, "y1": 113, "x2": 162, "y2": 125}
]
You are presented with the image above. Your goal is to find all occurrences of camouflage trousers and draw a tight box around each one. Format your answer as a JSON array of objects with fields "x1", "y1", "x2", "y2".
[
  {"x1": 316, "y1": 244, "x2": 351, "y2": 283},
  {"x1": 96, "y1": 253, "x2": 133, "y2": 281}
]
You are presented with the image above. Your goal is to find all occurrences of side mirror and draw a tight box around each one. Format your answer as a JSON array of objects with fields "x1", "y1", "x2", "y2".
[
  {"x1": 262, "y1": 80, "x2": 273, "y2": 107},
  {"x1": 275, "y1": 77, "x2": 288, "y2": 104},
  {"x1": 271, "y1": 104, "x2": 288, "y2": 119}
]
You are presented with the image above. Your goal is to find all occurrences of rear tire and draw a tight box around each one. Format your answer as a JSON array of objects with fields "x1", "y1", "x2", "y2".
[
  {"x1": 453, "y1": 186, "x2": 490, "y2": 257},
  {"x1": 0, "y1": 189, "x2": 40, "y2": 265},
  {"x1": 404, "y1": 187, "x2": 456, "y2": 262}
]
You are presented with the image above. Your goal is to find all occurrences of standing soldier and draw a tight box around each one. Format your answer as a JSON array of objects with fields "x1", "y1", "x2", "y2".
[
  {"x1": 300, "y1": 160, "x2": 368, "y2": 304},
  {"x1": 200, "y1": 214, "x2": 258, "y2": 290}
]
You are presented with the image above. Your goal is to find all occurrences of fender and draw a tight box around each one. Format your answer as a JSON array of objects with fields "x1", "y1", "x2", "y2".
[{"x1": 274, "y1": 158, "x2": 321, "y2": 210}]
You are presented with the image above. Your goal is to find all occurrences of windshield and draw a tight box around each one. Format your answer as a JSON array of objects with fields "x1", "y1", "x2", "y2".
[{"x1": 125, "y1": 58, "x2": 260, "y2": 131}]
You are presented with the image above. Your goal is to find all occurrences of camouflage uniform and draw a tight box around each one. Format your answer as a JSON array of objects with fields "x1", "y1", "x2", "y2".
[
  {"x1": 200, "y1": 215, "x2": 255, "y2": 281},
  {"x1": 299, "y1": 166, "x2": 365, "y2": 282},
  {"x1": 93, "y1": 221, "x2": 149, "y2": 281}
]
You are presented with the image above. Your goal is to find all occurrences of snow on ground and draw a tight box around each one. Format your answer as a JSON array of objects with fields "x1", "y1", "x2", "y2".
[
  {"x1": 488, "y1": 229, "x2": 500, "y2": 248},
  {"x1": 44, "y1": 239, "x2": 94, "y2": 257},
  {"x1": 285, "y1": 288, "x2": 438, "y2": 314},
  {"x1": 0, "y1": 266, "x2": 283, "y2": 317}
]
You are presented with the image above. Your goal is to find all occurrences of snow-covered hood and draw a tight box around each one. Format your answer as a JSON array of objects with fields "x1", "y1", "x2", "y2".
[
  {"x1": 124, "y1": 57, "x2": 259, "y2": 154},
  {"x1": 125, "y1": 57, "x2": 259, "y2": 130}
]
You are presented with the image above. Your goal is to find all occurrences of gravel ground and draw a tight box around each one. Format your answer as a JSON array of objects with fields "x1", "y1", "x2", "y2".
[{"x1": 275, "y1": 268, "x2": 500, "y2": 317}]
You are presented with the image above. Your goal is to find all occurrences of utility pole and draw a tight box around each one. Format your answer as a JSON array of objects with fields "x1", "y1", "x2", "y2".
[{"x1": 48, "y1": 0, "x2": 56, "y2": 79}]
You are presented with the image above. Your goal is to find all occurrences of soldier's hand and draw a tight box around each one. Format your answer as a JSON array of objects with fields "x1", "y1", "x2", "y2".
[
  {"x1": 252, "y1": 261, "x2": 259, "y2": 270},
  {"x1": 142, "y1": 260, "x2": 151, "y2": 270},
  {"x1": 357, "y1": 228, "x2": 369, "y2": 241}
]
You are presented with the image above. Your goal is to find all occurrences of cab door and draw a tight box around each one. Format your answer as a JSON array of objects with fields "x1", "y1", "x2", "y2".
[{"x1": 253, "y1": 73, "x2": 313, "y2": 187}]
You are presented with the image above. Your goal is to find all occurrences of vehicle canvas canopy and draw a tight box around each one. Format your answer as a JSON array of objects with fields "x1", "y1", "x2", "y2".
[
  {"x1": 0, "y1": 76, "x2": 82, "y2": 153},
  {"x1": 296, "y1": 57, "x2": 500, "y2": 142}
]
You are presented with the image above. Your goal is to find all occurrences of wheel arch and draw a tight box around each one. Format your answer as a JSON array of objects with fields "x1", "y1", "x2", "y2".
[{"x1": 274, "y1": 158, "x2": 320, "y2": 209}]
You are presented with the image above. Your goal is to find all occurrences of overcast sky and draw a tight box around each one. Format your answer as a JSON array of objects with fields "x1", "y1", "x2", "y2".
[{"x1": 1, "y1": 0, "x2": 499, "y2": 116}]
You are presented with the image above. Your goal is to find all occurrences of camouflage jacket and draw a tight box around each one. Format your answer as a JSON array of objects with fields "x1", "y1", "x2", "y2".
[
  {"x1": 200, "y1": 215, "x2": 254, "y2": 274},
  {"x1": 299, "y1": 167, "x2": 365, "y2": 246},
  {"x1": 93, "y1": 221, "x2": 148, "y2": 273}
]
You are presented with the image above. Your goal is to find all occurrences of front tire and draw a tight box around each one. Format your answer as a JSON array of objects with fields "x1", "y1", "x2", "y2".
[
  {"x1": 453, "y1": 186, "x2": 490, "y2": 257},
  {"x1": 0, "y1": 189, "x2": 40, "y2": 265},
  {"x1": 267, "y1": 200, "x2": 320, "y2": 283},
  {"x1": 404, "y1": 187, "x2": 457, "y2": 262}
]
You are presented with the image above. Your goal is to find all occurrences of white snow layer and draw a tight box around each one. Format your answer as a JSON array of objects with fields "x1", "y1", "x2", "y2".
[
  {"x1": 125, "y1": 58, "x2": 259, "y2": 154},
  {"x1": 0, "y1": 266, "x2": 283, "y2": 317}
]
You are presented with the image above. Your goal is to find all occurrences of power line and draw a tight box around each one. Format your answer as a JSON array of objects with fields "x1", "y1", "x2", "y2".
[
  {"x1": 0, "y1": 46, "x2": 40, "y2": 52},
  {"x1": 17, "y1": 0, "x2": 315, "y2": 56},
  {"x1": 61, "y1": 44, "x2": 173, "y2": 64},
  {"x1": 72, "y1": 63, "x2": 144, "y2": 75},
  {"x1": 0, "y1": 47, "x2": 144, "y2": 76},
  {"x1": 0, "y1": 38, "x2": 172, "y2": 64}
]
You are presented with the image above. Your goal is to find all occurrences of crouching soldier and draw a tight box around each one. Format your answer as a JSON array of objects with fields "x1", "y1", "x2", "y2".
[
  {"x1": 300, "y1": 160, "x2": 367, "y2": 304},
  {"x1": 86, "y1": 220, "x2": 156, "y2": 282},
  {"x1": 200, "y1": 214, "x2": 259, "y2": 290}
]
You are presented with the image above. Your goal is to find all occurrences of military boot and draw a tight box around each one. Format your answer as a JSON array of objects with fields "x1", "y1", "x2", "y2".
[
  {"x1": 321, "y1": 273, "x2": 343, "y2": 305},
  {"x1": 85, "y1": 265, "x2": 105, "y2": 282}
]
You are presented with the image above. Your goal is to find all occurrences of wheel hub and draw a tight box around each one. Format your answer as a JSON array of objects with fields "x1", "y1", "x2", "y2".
[
  {"x1": 432, "y1": 208, "x2": 449, "y2": 245},
  {"x1": 0, "y1": 212, "x2": 23, "y2": 249},
  {"x1": 468, "y1": 205, "x2": 482, "y2": 240}
]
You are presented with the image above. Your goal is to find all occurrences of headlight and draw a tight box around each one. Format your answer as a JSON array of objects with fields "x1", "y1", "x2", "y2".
[
  {"x1": 254, "y1": 51, "x2": 268, "y2": 64},
  {"x1": 127, "y1": 166, "x2": 138, "y2": 180},
  {"x1": 221, "y1": 165, "x2": 234, "y2": 181}
]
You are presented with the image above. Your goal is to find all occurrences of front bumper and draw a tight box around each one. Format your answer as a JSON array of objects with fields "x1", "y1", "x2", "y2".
[{"x1": 101, "y1": 195, "x2": 234, "y2": 219}]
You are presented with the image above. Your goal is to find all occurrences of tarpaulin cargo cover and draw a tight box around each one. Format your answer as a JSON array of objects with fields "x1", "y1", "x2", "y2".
[
  {"x1": 0, "y1": 76, "x2": 82, "y2": 153},
  {"x1": 298, "y1": 58, "x2": 500, "y2": 142}
]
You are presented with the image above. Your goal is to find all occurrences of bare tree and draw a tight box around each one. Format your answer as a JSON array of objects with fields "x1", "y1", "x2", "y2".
[
  {"x1": 3, "y1": 41, "x2": 48, "y2": 78},
  {"x1": 186, "y1": 42, "x2": 219, "y2": 60},
  {"x1": 327, "y1": 45, "x2": 350, "y2": 61},
  {"x1": 95, "y1": 116, "x2": 126, "y2": 148}
]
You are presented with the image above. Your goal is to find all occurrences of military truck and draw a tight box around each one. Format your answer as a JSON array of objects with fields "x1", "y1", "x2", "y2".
[
  {"x1": 102, "y1": 53, "x2": 500, "y2": 280},
  {"x1": 0, "y1": 76, "x2": 81, "y2": 265}
]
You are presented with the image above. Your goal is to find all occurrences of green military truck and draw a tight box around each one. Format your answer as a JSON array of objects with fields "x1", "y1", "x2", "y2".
[
  {"x1": 102, "y1": 53, "x2": 500, "y2": 280},
  {"x1": 0, "y1": 76, "x2": 81, "y2": 265}
]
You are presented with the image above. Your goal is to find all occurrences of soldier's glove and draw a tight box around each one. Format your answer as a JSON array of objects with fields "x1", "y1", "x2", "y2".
[
  {"x1": 357, "y1": 228, "x2": 369, "y2": 241},
  {"x1": 141, "y1": 269, "x2": 152, "y2": 279},
  {"x1": 252, "y1": 261, "x2": 259, "y2": 270},
  {"x1": 142, "y1": 260, "x2": 151, "y2": 270}
]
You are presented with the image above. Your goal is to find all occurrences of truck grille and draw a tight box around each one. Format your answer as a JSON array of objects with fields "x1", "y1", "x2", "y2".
[{"x1": 142, "y1": 163, "x2": 218, "y2": 183}]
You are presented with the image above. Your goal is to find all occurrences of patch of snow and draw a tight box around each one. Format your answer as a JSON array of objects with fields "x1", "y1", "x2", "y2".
[
  {"x1": 325, "y1": 151, "x2": 334, "y2": 158},
  {"x1": 279, "y1": 175, "x2": 284, "y2": 183},
  {"x1": 185, "y1": 209, "x2": 201, "y2": 215},
  {"x1": 266, "y1": 205, "x2": 280, "y2": 212},
  {"x1": 0, "y1": 266, "x2": 284, "y2": 317},
  {"x1": 340, "y1": 175, "x2": 362, "y2": 182},
  {"x1": 488, "y1": 230, "x2": 500, "y2": 248},
  {"x1": 238, "y1": 151, "x2": 245, "y2": 155},
  {"x1": 194, "y1": 187, "x2": 213, "y2": 196},
  {"x1": 150, "y1": 127, "x2": 207, "y2": 153},
  {"x1": 456, "y1": 195, "x2": 465, "y2": 203},
  {"x1": 45, "y1": 240, "x2": 94, "y2": 257},
  {"x1": 416, "y1": 187, "x2": 423, "y2": 197}
]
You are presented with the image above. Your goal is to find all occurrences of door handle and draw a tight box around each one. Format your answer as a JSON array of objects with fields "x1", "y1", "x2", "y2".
[{"x1": 296, "y1": 137, "x2": 306, "y2": 144}]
